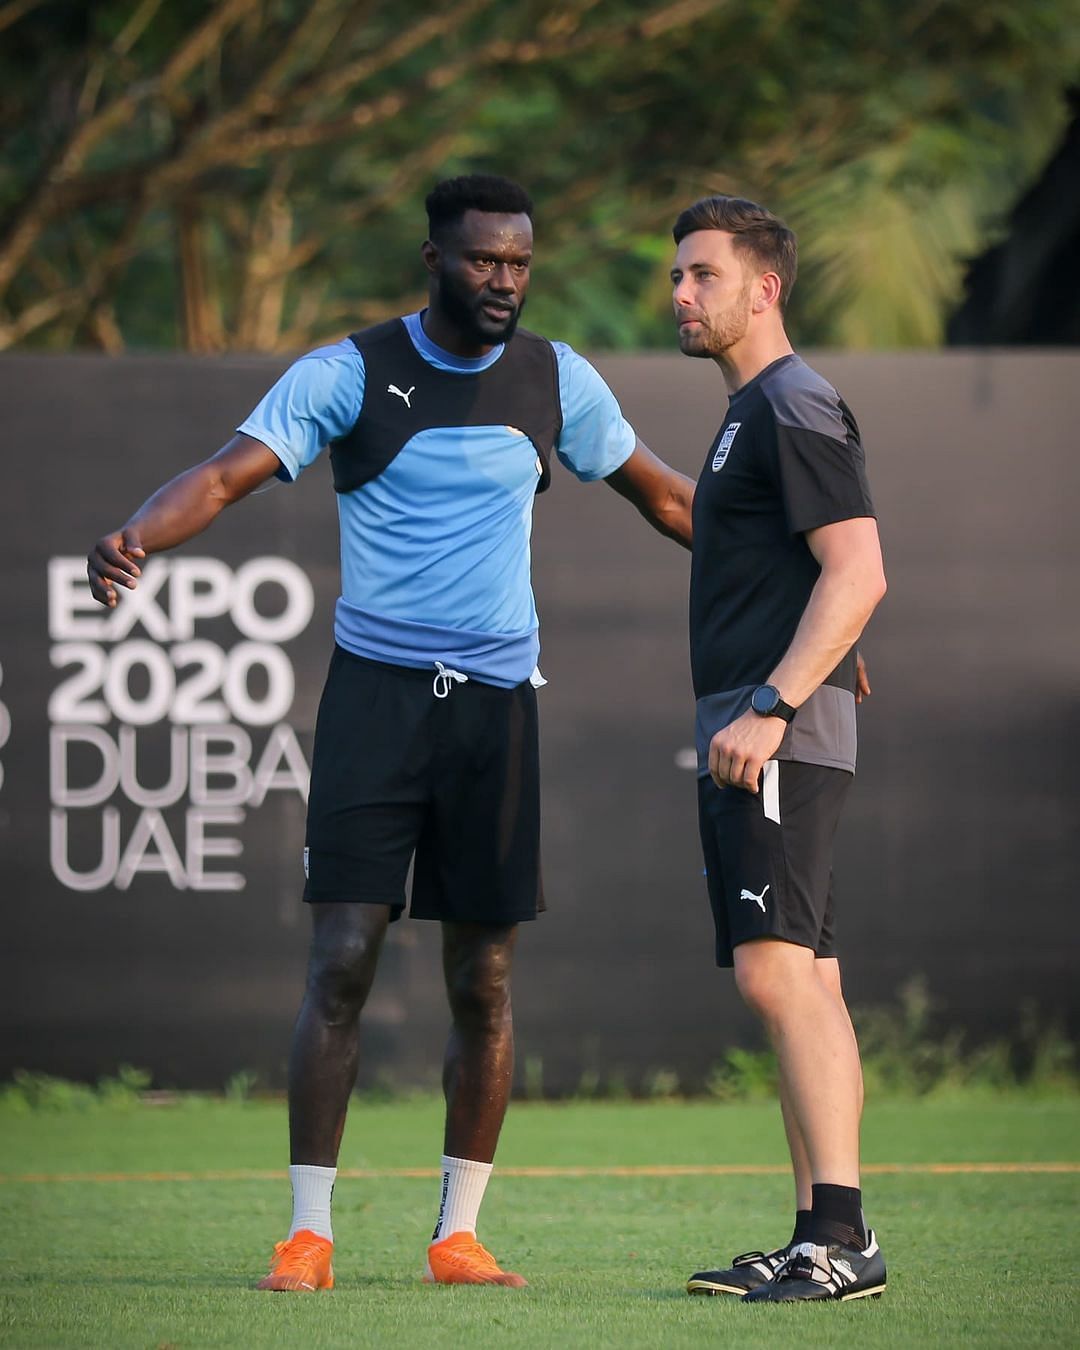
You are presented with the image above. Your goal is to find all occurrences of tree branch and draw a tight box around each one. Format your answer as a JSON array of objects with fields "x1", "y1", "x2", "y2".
[
  {"x1": 0, "y1": 0, "x2": 47, "y2": 37},
  {"x1": 0, "y1": 0, "x2": 259, "y2": 297},
  {"x1": 148, "y1": 0, "x2": 732, "y2": 182},
  {"x1": 0, "y1": 198, "x2": 148, "y2": 349}
]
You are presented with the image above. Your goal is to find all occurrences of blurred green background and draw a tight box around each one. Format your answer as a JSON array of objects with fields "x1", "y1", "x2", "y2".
[{"x1": 3, "y1": 0, "x2": 1078, "y2": 355}]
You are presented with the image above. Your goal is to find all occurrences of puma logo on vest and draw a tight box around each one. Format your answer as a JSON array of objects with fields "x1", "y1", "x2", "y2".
[{"x1": 387, "y1": 383, "x2": 415, "y2": 408}]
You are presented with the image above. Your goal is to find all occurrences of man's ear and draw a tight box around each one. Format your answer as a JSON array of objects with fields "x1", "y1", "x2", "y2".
[
  {"x1": 753, "y1": 271, "x2": 783, "y2": 313},
  {"x1": 421, "y1": 238, "x2": 440, "y2": 275}
]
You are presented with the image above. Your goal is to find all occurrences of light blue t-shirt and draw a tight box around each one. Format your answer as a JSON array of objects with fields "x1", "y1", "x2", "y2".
[{"x1": 238, "y1": 313, "x2": 636, "y2": 686}]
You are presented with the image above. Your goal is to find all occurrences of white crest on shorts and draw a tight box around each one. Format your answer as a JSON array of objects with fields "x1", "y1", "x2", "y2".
[
  {"x1": 740, "y1": 883, "x2": 769, "y2": 913},
  {"x1": 712, "y1": 422, "x2": 741, "y2": 471}
]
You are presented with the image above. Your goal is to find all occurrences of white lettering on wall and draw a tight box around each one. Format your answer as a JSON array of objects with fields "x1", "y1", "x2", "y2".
[{"x1": 47, "y1": 556, "x2": 313, "y2": 892}]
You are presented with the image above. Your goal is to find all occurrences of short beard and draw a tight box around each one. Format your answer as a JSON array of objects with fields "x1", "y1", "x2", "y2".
[
  {"x1": 438, "y1": 271, "x2": 523, "y2": 346},
  {"x1": 677, "y1": 282, "x2": 751, "y2": 358}
]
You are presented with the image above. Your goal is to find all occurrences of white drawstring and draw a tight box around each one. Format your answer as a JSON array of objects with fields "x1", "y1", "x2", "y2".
[{"x1": 433, "y1": 661, "x2": 469, "y2": 699}]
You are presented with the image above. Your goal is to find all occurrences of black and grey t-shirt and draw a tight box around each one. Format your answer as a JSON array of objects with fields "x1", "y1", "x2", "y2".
[{"x1": 690, "y1": 353, "x2": 875, "y2": 775}]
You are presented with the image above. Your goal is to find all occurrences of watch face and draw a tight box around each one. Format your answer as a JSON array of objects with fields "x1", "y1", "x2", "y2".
[{"x1": 752, "y1": 685, "x2": 778, "y2": 715}]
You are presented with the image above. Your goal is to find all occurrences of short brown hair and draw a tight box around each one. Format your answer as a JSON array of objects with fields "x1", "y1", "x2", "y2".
[{"x1": 672, "y1": 195, "x2": 798, "y2": 307}]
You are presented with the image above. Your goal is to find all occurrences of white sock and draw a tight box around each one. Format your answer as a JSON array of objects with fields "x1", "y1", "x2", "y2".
[
  {"x1": 288, "y1": 1164, "x2": 336, "y2": 1241},
  {"x1": 431, "y1": 1155, "x2": 493, "y2": 1242}
]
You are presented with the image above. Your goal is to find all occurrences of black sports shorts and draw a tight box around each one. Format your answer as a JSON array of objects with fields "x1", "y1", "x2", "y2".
[
  {"x1": 303, "y1": 646, "x2": 543, "y2": 924},
  {"x1": 697, "y1": 759, "x2": 852, "y2": 967}
]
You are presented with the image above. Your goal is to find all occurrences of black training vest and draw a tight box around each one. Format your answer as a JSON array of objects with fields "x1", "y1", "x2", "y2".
[{"x1": 329, "y1": 319, "x2": 563, "y2": 494}]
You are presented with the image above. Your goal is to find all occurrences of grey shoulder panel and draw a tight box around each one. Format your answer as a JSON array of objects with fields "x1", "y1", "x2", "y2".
[{"x1": 762, "y1": 359, "x2": 847, "y2": 443}]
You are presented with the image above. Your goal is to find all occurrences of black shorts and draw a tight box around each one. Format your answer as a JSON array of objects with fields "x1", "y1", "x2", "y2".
[
  {"x1": 698, "y1": 760, "x2": 851, "y2": 967},
  {"x1": 303, "y1": 646, "x2": 543, "y2": 924}
]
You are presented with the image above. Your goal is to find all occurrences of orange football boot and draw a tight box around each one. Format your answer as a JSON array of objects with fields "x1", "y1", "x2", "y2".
[
  {"x1": 425, "y1": 1231, "x2": 528, "y2": 1287},
  {"x1": 256, "y1": 1229, "x2": 334, "y2": 1292}
]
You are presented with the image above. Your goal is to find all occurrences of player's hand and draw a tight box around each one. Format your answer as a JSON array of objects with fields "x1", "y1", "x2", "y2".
[
  {"x1": 87, "y1": 529, "x2": 146, "y2": 608},
  {"x1": 708, "y1": 710, "x2": 787, "y2": 792},
  {"x1": 856, "y1": 650, "x2": 871, "y2": 704}
]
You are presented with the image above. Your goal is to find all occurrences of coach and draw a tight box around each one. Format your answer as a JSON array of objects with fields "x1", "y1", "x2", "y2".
[{"x1": 671, "y1": 196, "x2": 888, "y2": 1304}]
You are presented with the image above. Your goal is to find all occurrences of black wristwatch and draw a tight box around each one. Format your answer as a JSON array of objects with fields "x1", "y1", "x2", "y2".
[{"x1": 750, "y1": 684, "x2": 796, "y2": 723}]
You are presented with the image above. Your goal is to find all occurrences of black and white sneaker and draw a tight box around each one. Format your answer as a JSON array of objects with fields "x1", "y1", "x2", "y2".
[
  {"x1": 744, "y1": 1230, "x2": 886, "y2": 1302},
  {"x1": 687, "y1": 1244, "x2": 792, "y2": 1297}
]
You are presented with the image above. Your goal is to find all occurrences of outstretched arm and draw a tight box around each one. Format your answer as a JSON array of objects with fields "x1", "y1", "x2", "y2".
[
  {"x1": 87, "y1": 433, "x2": 282, "y2": 608},
  {"x1": 603, "y1": 441, "x2": 695, "y2": 549}
]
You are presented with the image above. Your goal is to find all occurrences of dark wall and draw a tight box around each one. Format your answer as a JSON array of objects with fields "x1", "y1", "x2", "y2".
[{"x1": 1, "y1": 349, "x2": 1076, "y2": 1092}]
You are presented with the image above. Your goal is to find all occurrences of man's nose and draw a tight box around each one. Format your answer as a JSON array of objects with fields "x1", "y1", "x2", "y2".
[
  {"x1": 673, "y1": 279, "x2": 694, "y2": 307},
  {"x1": 489, "y1": 264, "x2": 516, "y2": 292}
]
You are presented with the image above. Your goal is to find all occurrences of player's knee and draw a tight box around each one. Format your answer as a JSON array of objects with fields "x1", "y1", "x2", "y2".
[
  {"x1": 816, "y1": 957, "x2": 845, "y2": 1004},
  {"x1": 733, "y1": 957, "x2": 786, "y2": 1022},
  {"x1": 446, "y1": 957, "x2": 512, "y2": 1034},
  {"x1": 308, "y1": 932, "x2": 380, "y2": 1019}
]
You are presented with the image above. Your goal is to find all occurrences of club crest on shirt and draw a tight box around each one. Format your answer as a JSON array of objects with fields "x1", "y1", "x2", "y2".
[{"x1": 712, "y1": 422, "x2": 741, "y2": 472}]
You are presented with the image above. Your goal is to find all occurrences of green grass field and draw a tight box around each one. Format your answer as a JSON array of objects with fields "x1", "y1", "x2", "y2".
[{"x1": 1, "y1": 1092, "x2": 1077, "y2": 1348}]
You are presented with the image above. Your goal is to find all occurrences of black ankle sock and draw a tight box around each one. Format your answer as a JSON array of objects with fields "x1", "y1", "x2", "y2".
[
  {"x1": 809, "y1": 1183, "x2": 866, "y2": 1249},
  {"x1": 790, "y1": 1209, "x2": 814, "y2": 1246}
]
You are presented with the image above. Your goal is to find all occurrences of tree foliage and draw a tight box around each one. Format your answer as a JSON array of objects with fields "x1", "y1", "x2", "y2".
[{"x1": 1, "y1": 0, "x2": 1077, "y2": 352}]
